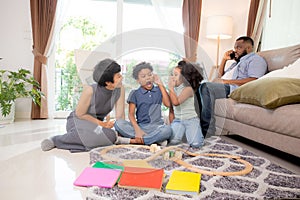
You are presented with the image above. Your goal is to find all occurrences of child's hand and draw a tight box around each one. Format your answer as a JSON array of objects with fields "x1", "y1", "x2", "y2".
[
  {"x1": 153, "y1": 74, "x2": 162, "y2": 85},
  {"x1": 168, "y1": 76, "x2": 176, "y2": 89},
  {"x1": 98, "y1": 120, "x2": 115, "y2": 129},
  {"x1": 106, "y1": 120, "x2": 115, "y2": 128}
]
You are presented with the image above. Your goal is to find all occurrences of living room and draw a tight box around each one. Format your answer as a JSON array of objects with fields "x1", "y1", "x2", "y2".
[{"x1": 0, "y1": 0, "x2": 299, "y2": 199}]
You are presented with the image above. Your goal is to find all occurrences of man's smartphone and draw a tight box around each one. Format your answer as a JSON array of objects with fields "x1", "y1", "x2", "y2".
[{"x1": 229, "y1": 52, "x2": 236, "y2": 59}]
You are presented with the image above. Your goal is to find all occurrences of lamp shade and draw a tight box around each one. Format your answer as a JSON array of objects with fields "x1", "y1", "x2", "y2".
[{"x1": 206, "y1": 15, "x2": 233, "y2": 39}]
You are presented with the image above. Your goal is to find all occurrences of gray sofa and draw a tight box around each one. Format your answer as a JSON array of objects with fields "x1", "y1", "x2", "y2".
[{"x1": 214, "y1": 44, "x2": 300, "y2": 158}]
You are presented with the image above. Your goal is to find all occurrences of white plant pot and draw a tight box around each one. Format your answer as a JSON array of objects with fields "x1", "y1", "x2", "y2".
[{"x1": 0, "y1": 102, "x2": 15, "y2": 124}]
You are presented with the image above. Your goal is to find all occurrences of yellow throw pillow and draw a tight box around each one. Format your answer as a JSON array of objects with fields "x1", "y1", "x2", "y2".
[{"x1": 229, "y1": 77, "x2": 300, "y2": 109}]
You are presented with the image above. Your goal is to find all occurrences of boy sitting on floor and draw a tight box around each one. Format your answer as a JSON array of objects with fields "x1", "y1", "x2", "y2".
[{"x1": 114, "y1": 62, "x2": 172, "y2": 145}]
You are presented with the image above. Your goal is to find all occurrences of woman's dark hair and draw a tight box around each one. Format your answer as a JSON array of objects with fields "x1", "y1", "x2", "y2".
[
  {"x1": 132, "y1": 62, "x2": 153, "y2": 80},
  {"x1": 177, "y1": 60, "x2": 203, "y2": 92},
  {"x1": 93, "y1": 58, "x2": 121, "y2": 86}
]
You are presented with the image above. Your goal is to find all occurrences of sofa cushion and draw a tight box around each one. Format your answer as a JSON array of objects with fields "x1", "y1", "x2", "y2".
[
  {"x1": 229, "y1": 77, "x2": 300, "y2": 109},
  {"x1": 258, "y1": 44, "x2": 300, "y2": 72}
]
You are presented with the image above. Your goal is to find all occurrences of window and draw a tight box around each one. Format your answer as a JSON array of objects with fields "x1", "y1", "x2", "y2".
[
  {"x1": 53, "y1": 0, "x2": 183, "y2": 118},
  {"x1": 122, "y1": 0, "x2": 183, "y2": 32},
  {"x1": 261, "y1": 0, "x2": 300, "y2": 50},
  {"x1": 54, "y1": 0, "x2": 117, "y2": 118},
  {"x1": 120, "y1": 50, "x2": 180, "y2": 97}
]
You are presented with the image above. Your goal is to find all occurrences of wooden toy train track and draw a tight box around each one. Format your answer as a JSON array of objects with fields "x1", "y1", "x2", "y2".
[{"x1": 99, "y1": 144, "x2": 253, "y2": 176}]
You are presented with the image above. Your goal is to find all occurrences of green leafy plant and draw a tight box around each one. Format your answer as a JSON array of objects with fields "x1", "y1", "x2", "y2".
[
  {"x1": 0, "y1": 68, "x2": 43, "y2": 117},
  {"x1": 55, "y1": 17, "x2": 105, "y2": 111}
]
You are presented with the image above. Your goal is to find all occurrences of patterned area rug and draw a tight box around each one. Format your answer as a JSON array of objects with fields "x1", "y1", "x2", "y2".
[{"x1": 87, "y1": 136, "x2": 300, "y2": 200}]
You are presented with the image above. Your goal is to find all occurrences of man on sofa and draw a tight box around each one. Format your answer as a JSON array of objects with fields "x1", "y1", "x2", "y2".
[{"x1": 199, "y1": 36, "x2": 267, "y2": 137}]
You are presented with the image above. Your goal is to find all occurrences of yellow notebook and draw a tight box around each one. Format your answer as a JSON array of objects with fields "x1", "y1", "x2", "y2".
[{"x1": 165, "y1": 170, "x2": 201, "y2": 195}]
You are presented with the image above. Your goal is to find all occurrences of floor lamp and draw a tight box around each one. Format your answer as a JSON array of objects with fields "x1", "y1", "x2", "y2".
[{"x1": 206, "y1": 15, "x2": 233, "y2": 81}]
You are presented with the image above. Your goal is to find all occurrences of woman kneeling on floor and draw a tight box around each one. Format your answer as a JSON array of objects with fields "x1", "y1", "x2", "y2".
[{"x1": 41, "y1": 58, "x2": 125, "y2": 152}]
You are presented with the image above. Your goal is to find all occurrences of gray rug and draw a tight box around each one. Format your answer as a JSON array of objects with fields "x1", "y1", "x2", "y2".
[{"x1": 87, "y1": 136, "x2": 300, "y2": 200}]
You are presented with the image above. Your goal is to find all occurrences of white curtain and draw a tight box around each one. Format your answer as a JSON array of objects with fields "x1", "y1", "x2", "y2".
[
  {"x1": 47, "y1": 0, "x2": 70, "y2": 118},
  {"x1": 151, "y1": 0, "x2": 183, "y2": 32},
  {"x1": 250, "y1": 0, "x2": 268, "y2": 52},
  {"x1": 261, "y1": 0, "x2": 300, "y2": 50}
]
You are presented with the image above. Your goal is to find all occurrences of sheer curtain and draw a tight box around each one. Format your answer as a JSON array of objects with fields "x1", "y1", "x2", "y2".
[
  {"x1": 151, "y1": 0, "x2": 183, "y2": 32},
  {"x1": 247, "y1": 0, "x2": 260, "y2": 37},
  {"x1": 249, "y1": 0, "x2": 268, "y2": 52},
  {"x1": 261, "y1": 0, "x2": 300, "y2": 50},
  {"x1": 182, "y1": 0, "x2": 202, "y2": 62}
]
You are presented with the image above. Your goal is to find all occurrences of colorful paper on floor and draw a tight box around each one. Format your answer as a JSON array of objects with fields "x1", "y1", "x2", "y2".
[
  {"x1": 118, "y1": 166, "x2": 164, "y2": 191},
  {"x1": 122, "y1": 159, "x2": 153, "y2": 168},
  {"x1": 92, "y1": 161, "x2": 124, "y2": 171},
  {"x1": 73, "y1": 167, "x2": 121, "y2": 188},
  {"x1": 92, "y1": 161, "x2": 124, "y2": 182},
  {"x1": 165, "y1": 170, "x2": 201, "y2": 195}
]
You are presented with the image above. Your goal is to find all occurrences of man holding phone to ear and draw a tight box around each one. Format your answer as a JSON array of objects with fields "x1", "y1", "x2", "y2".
[{"x1": 199, "y1": 36, "x2": 267, "y2": 137}]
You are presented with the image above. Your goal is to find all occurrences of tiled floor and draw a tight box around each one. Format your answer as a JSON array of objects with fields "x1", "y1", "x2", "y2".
[
  {"x1": 0, "y1": 119, "x2": 299, "y2": 200},
  {"x1": 0, "y1": 119, "x2": 89, "y2": 200}
]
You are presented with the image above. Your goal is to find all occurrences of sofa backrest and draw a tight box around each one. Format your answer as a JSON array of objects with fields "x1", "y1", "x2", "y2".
[{"x1": 257, "y1": 44, "x2": 300, "y2": 72}]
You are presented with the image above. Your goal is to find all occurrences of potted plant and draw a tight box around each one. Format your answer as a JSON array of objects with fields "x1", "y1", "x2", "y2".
[{"x1": 0, "y1": 68, "x2": 43, "y2": 123}]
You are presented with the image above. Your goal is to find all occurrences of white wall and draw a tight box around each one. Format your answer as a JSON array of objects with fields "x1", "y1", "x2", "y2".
[
  {"x1": 0, "y1": 0, "x2": 33, "y2": 70},
  {"x1": 199, "y1": 0, "x2": 251, "y2": 67},
  {"x1": 0, "y1": 0, "x2": 250, "y2": 119},
  {"x1": 0, "y1": 0, "x2": 34, "y2": 118}
]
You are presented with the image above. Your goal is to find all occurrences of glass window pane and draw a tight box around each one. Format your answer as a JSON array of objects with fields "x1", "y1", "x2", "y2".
[
  {"x1": 55, "y1": 0, "x2": 117, "y2": 114},
  {"x1": 119, "y1": 49, "x2": 181, "y2": 118},
  {"x1": 122, "y1": 1, "x2": 183, "y2": 33},
  {"x1": 261, "y1": 0, "x2": 300, "y2": 50}
]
